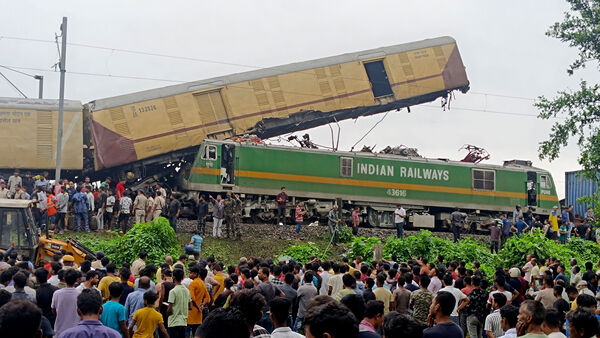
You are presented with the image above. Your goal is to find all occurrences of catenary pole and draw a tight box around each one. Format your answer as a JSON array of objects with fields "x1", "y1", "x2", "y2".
[
  {"x1": 55, "y1": 17, "x2": 67, "y2": 183},
  {"x1": 34, "y1": 75, "x2": 43, "y2": 98}
]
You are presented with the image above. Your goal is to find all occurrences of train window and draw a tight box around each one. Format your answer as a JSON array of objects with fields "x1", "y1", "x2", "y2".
[
  {"x1": 202, "y1": 145, "x2": 217, "y2": 161},
  {"x1": 472, "y1": 169, "x2": 495, "y2": 191},
  {"x1": 340, "y1": 157, "x2": 353, "y2": 177},
  {"x1": 540, "y1": 175, "x2": 552, "y2": 189}
]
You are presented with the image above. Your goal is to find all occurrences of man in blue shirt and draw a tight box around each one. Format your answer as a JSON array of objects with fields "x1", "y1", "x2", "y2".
[
  {"x1": 188, "y1": 230, "x2": 203, "y2": 260},
  {"x1": 554, "y1": 265, "x2": 568, "y2": 285},
  {"x1": 59, "y1": 289, "x2": 121, "y2": 338},
  {"x1": 72, "y1": 186, "x2": 90, "y2": 232},
  {"x1": 562, "y1": 206, "x2": 574, "y2": 239},
  {"x1": 512, "y1": 217, "x2": 530, "y2": 235},
  {"x1": 500, "y1": 214, "x2": 512, "y2": 246},
  {"x1": 124, "y1": 276, "x2": 151, "y2": 325},
  {"x1": 101, "y1": 282, "x2": 129, "y2": 337}
]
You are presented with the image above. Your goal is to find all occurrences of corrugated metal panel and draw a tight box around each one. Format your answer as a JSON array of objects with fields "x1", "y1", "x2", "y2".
[{"x1": 565, "y1": 170, "x2": 598, "y2": 216}]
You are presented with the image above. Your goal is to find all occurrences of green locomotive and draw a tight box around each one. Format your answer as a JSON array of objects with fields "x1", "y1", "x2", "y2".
[{"x1": 180, "y1": 139, "x2": 559, "y2": 230}]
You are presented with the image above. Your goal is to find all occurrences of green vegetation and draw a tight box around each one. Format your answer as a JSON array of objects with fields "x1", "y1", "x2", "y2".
[
  {"x1": 346, "y1": 230, "x2": 600, "y2": 279},
  {"x1": 61, "y1": 221, "x2": 600, "y2": 276},
  {"x1": 281, "y1": 243, "x2": 327, "y2": 264},
  {"x1": 60, "y1": 217, "x2": 181, "y2": 266},
  {"x1": 336, "y1": 226, "x2": 354, "y2": 244},
  {"x1": 347, "y1": 236, "x2": 382, "y2": 263},
  {"x1": 536, "y1": 0, "x2": 600, "y2": 220}
]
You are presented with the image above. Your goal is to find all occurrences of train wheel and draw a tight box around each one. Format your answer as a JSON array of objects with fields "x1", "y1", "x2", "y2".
[
  {"x1": 250, "y1": 211, "x2": 261, "y2": 224},
  {"x1": 367, "y1": 209, "x2": 380, "y2": 227},
  {"x1": 467, "y1": 222, "x2": 478, "y2": 234}
]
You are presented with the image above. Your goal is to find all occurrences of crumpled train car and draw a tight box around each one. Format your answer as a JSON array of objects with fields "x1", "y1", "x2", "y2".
[{"x1": 87, "y1": 36, "x2": 469, "y2": 174}]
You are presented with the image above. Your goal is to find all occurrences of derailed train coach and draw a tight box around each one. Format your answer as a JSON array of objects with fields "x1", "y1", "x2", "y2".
[
  {"x1": 0, "y1": 97, "x2": 84, "y2": 174},
  {"x1": 180, "y1": 139, "x2": 560, "y2": 230},
  {"x1": 85, "y1": 36, "x2": 469, "y2": 179},
  {"x1": 0, "y1": 36, "x2": 469, "y2": 179}
]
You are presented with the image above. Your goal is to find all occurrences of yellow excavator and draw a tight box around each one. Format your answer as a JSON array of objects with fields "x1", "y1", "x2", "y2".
[{"x1": 0, "y1": 199, "x2": 95, "y2": 266}]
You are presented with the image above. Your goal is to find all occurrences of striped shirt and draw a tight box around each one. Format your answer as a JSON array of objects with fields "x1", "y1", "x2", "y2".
[
  {"x1": 484, "y1": 309, "x2": 504, "y2": 338},
  {"x1": 295, "y1": 206, "x2": 303, "y2": 222},
  {"x1": 253, "y1": 324, "x2": 270, "y2": 338}
]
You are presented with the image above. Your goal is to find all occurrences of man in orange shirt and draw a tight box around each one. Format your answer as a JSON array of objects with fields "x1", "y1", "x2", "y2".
[
  {"x1": 46, "y1": 191, "x2": 58, "y2": 230},
  {"x1": 187, "y1": 265, "x2": 210, "y2": 336}
]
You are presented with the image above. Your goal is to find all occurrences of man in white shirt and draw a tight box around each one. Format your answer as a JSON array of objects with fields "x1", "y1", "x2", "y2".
[
  {"x1": 427, "y1": 268, "x2": 443, "y2": 294},
  {"x1": 485, "y1": 293, "x2": 507, "y2": 338},
  {"x1": 6, "y1": 170, "x2": 22, "y2": 197},
  {"x1": 270, "y1": 297, "x2": 303, "y2": 337},
  {"x1": 319, "y1": 262, "x2": 331, "y2": 295},
  {"x1": 48, "y1": 262, "x2": 62, "y2": 286},
  {"x1": 488, "y1": 276, "x2": 515, "y2": 305},
  {"x1": 394, "y1": 205, "x2": 406, "y2": 238},
  {"x1": 542, "y1": 308, "x2": 567, "y2": 338},
  {"x1": 522, "y1": 254, "x2": 534, "y2": 283},
  {"x1": 439, "y1": 274, "x2": 467, "y2": 324},
  {"x1": 327, "y1": 264, "x2": 343, "y2": 297},
  {"x1": 498, "y1": 304, "x2": 518, "y2": 338},
  {"x1": 75, "y1": 270, "x2": 102, "y2": 297}
]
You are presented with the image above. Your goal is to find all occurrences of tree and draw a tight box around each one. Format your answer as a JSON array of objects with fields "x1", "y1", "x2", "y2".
[{"x1": 536, "y1": 0, "x2": 600, "y2": 220}]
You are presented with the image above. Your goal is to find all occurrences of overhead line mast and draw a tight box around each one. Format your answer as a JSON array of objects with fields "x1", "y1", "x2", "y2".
[{"x1": 55, "y1": 17, "x2": 67, "y2": 183}]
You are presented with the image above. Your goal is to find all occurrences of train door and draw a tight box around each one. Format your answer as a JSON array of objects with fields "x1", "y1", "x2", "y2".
[
  {"x1": 363, "y1": 60, "x2": 394, "y2": 98},
  {"x1": 221, "y1": 144, "x2": 235, "y2": 186},
  {"x1": 193, "y1": 90, "x2": 234, "y2": 139},
  {"x1": 527, "y1": 171, "x2": 537, "y2": 206}
]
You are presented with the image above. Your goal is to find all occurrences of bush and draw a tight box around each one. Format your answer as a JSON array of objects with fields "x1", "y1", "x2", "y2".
[
  {"x1": 380, "y1": 229, "x2": 600, "y2": 281},
  {"x1": 282, "y1": 243, "x2": 326, "y2": 264},
  {"x1": 565, "y1": 237, "x2": 600, "y2": 263},
  {"x1": 335, "y1": 226, "x2": 354, "y2": 244},
  {"x1": 499, "y1": 231, "x2": 600, "y2": 268},
  {"x1": 347, "y1": 236, "x2": 382, "y2": 263},
  {"x1": 383, "y1": 230, "x2": 450, "y2": 262},
  {"x1": 498, "y1": 230, "x2": 572, "y2": 267},
  {"x1": 383, "y1": 230, "x2": 501, "y2": 279},
  {"x1": 80, "y1": 217, "x2": 182, "y2": 266}
]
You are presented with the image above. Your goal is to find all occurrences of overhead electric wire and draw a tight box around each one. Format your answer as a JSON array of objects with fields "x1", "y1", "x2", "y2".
[
  {"x1": 0, "y1": 64, "x2": 36, "y2": 78},
  {"x1": 0, "y1": 70, "x2": 27, "y2": 98},
  {"x1": 0, "y1": 63, "x2": 553, "y2": 120},
  {"x1": 0, "y1": 64, "x2": 185, "y2": 83},
  {"x1": 0, "y1": 35, "x2": 262, "y2": 69},
  {"x1": 350, "y1": 111, "x2": 390, "y2": 151},
  {"x1": 1, "y1": 35, "x2": 539, "y2": 102},
  {"x1": 421, "y1": 104, "x2": 545, "y2": 118}
]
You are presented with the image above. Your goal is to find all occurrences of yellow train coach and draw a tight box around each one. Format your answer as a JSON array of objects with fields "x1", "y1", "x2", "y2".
[
  {"x1": 0, "y1": 97, "x2": 83, "y2": 171},
  {"x1": 88, "y1": 36, "x2": 469, "y2": 171}
]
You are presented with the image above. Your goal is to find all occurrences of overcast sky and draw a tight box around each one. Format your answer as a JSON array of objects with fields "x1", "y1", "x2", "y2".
[{"x1": 2, "y1": 1, "x2": 598, "y2": 198}]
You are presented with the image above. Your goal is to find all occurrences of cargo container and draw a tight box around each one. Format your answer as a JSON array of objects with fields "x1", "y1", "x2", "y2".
[{"x1": 565, "y1": 170, "x2": 598, "y2": 216}]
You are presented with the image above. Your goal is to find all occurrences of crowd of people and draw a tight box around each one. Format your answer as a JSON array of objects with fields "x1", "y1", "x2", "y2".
[
  {"x1": 0, "y1": 170, "x2": 183, "y2": 234},
  {"x1": 481, "y1": 205, "x2": 597, "y2": 254},
  {"x1": 2, "y1": 171, "x2": 600, "y2": 337},
  {"x1": 0, "y1": 238, "x2": 599, "y2": 338}
]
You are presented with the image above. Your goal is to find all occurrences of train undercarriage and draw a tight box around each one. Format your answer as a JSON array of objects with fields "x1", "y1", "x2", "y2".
[{"x1": 174, "y1": 189, "x2": 500, "y2": 233}]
